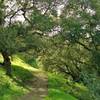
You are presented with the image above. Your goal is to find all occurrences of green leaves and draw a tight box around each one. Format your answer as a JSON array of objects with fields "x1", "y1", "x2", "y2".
[
  {"x1": 31, "y1": 10, "x2": 55, "y2": 32},
  {"x1": 0, "y1": 0, "x2": 4, "y2": 25},
  {"x1": 0, "y1": 26, "x2": 17, "y2": 54},
  {"x1": 61, "y1": 17, "x2": 83, "y2": 43}
]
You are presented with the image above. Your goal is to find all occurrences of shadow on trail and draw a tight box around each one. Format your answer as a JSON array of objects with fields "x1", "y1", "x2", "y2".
[{"x1": 11, "y1": 65, "x2": 36, "y2": 91}]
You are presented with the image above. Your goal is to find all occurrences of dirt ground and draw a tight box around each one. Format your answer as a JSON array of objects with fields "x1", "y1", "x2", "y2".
[{"x1": 19, "y1": 70, "x2": 48, "y2": 100}]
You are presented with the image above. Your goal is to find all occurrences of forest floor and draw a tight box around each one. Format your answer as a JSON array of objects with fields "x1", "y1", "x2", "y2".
[
  {"x1": 0, "y1": 55, "x2": 85, "y2": 100},
  {"x1": 19, "y1": 70, "x2": 48, "y2": 100},
  {"x1": 0, "y1": 54, "x2": 48, "y2": 100},
  {"x1": 11, "y1": 55, "x2": 48, "y2": 100}
]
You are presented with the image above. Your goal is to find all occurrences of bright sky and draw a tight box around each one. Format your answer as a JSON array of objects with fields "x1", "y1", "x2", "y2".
[{"x1": 57, "y1": 5, "x2": 65, "y2": 17}]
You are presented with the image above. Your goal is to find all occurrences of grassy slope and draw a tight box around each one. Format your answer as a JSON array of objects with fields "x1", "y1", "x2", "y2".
[
  {"x1": 45, "y1": 73, "x2": 91, "y2": 100},
  {"x1": 0, "y1": 55, "x2": 37, "y2": 100},
  {"x1": 0, "y1": 68, "x2": 29, "y2": 100},
  {"x1": 0, "y1": 54, "x2": 92, "y2": 100},
  {"x1": 45, "y1": 73, "x2": 78, "y2": 100}
]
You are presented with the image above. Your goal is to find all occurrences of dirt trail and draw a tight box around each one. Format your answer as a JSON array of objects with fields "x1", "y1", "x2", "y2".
[{"x1": 19, "y1": 70, "x2": 48, "y2": 100}]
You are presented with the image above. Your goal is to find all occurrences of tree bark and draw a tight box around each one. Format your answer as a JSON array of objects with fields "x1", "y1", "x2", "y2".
[
  {"x1": 59, "y1": 65, "x2": 80, "y2": 82},
  {"x1": 1, "y1": 51, "x2": 12, "y2": 77}
]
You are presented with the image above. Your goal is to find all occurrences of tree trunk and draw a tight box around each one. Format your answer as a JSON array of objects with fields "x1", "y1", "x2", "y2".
[{"x1": 1, "y1": 51, "x2": 12, "y2": 77}]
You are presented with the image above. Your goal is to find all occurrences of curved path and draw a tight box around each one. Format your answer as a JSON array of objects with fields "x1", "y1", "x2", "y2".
[{"x1": 19, "y1": 70, "x2": 48, "y2": 100}]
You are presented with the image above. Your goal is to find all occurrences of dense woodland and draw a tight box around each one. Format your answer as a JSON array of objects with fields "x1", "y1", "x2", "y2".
[{"x1": 0, "y1": 0, "x2": 100, "y2": 100}]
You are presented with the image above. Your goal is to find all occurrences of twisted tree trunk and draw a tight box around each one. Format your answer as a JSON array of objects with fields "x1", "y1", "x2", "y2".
[{"x1": 1, "y1": 51, "x2": 12, "y2": 77}]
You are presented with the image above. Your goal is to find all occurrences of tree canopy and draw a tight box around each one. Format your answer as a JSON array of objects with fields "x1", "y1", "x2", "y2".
[{"x1": 0, "y1": 0, "x2": 100, "y2": 99}]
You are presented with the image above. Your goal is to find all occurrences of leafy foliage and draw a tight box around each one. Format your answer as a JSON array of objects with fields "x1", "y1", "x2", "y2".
[{"x1": 0, "y1": 0, "x2": 100, "y2": 100}]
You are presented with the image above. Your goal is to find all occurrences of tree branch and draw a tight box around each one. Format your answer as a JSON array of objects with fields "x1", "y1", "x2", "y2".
[{"x1": 76, "y1": 40, "x2": 92, "y2": 51}]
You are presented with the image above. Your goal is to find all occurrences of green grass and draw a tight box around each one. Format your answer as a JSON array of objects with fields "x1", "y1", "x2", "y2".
[
  {"x1": 0, "y1": 68, "x2": 29, "y2": 100},
  {"x1": 0, "y1": 54, "x2": 92, "y2": 100},
  {"x1": 12, "y1": 65, "x2": 33, "y2": 83},
  {"x1": 46, "y1": 89, "x2": 77, "y2": 100},
  {"x1": 15, "y1": 53, "x2": 38, "y2": 68},
  {"x1": 46, "y1": 72, "x2": 92, "y2": 100},
  {"x1": 0, "y1": 54, "x2": 38, "y2": 100},
  {"x1": 45, "y1": 73, "x2": 78, "y2": 100}
]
